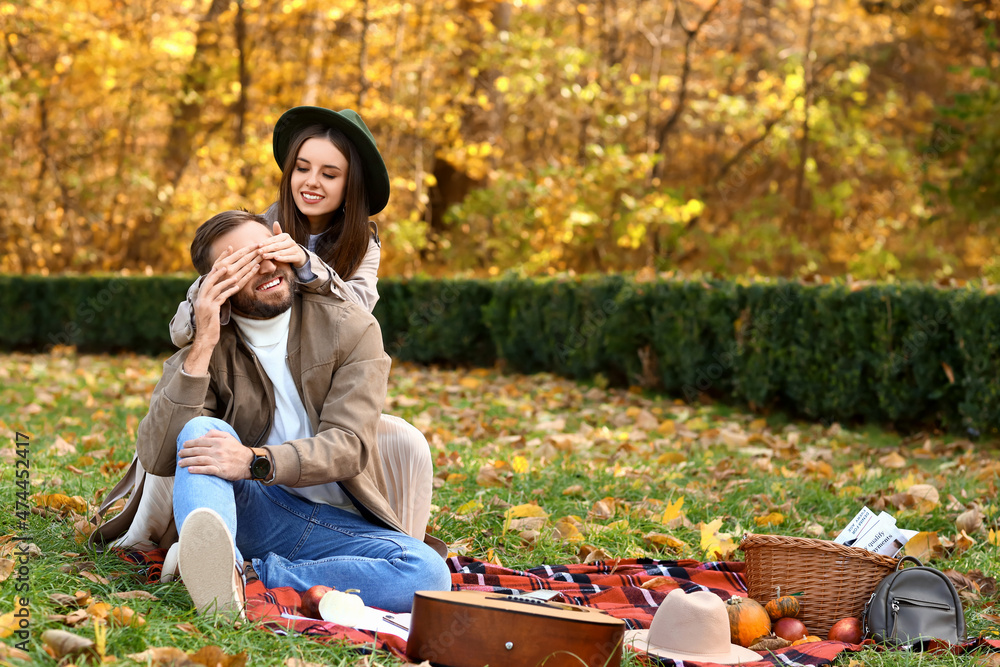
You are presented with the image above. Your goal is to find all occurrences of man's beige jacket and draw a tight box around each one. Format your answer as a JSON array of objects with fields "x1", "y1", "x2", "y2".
[{"x1": 91, "y1": 291, "x2": 401, "y2": 549}]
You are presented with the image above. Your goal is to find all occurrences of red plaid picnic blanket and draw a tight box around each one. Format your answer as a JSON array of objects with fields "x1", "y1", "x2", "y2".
[{"x1": 121, "y1": 550, "x2": 1000, "y2": 666}]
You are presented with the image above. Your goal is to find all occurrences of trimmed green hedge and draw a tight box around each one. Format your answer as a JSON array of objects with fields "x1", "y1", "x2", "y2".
[
  {"x1": 373, "y1": 278, "x2": 495, "y2": 366},
  {"x1": 3, "y1": 275, "x2": 998, "y2": 435},
  {"x1": 1, "y1": 275, "x2": 193, "y2": 354}
]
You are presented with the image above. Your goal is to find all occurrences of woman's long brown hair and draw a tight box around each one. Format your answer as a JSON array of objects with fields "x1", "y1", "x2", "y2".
[{"x1": 276, "y1": 124, "x2": 372, "y2": 280}]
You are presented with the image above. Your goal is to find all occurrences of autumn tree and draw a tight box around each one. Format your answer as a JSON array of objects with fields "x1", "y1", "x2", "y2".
[{"x1": 1, "y1": 0, "x2": 997, "y2": 278}]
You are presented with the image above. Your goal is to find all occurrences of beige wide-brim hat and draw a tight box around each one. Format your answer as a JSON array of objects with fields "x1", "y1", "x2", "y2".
[{"x1": 624, "y1": 589, "x2": 761, "y2": 664}]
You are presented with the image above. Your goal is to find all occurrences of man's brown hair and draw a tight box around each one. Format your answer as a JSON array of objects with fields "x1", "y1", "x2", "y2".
[{"x1": 190, "y1": 210, "x2": 269, "y2": 274}]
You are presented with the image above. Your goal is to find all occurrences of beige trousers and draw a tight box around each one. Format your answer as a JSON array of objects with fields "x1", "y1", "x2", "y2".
[
  {"x1": 376, "y1": 413, "x2": 433, "y2": 541},
  {"x1": 117, "y1": 413, "x2": 433, "y2": 549}
]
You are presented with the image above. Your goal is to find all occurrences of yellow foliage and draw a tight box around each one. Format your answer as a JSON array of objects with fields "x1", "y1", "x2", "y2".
[
  {"x1": 503, "y1": 503, "x2": 548, "y2": 532},
  {"x1": 552, "y1": 517, "x2": 584, "y2": 543},
  {"x1": 904, "y1": 531, "x2": 943, "y2": 561},
  {"x1": 700, "y1": 519, "x2": 738, "y2": 559},
  {"x1": 455, "y1": 498, "x2": 483, "y2": 515},
  {"x1": 661, "y1": 497, "x2": 685, "y2": 526},
  {"x1": 754, "y1": 512, "x2": 785, "y2": 527},
  {"x1": 34, "y1": 493, "x2": 88, "y2": 514},
  {"x1": 2, "y1": 0, "x2": 991, "y2": 281}
]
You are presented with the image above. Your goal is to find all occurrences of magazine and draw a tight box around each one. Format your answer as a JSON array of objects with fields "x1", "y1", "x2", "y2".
[{"x1": 834, "y1": 506, "x2": 910, "y2": 557}]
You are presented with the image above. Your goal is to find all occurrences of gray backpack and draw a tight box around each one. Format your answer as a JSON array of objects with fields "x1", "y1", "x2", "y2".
[{"x1": 863, "y1": 556, "x2": 965, "y2": 648}]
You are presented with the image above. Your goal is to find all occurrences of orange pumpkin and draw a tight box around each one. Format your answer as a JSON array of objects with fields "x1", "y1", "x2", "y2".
[
  {"x1": 725, "y1": 596, "x2": 772, "y2": 648},
  {"x1": 765, "y1": 595, "x2": 800, "y2": 620}
]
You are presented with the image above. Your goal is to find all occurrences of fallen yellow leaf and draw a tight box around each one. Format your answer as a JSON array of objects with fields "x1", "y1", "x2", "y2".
[
  {"x1": 127, "y1": 647, "x2": 191, "y2": 664},
  {"x1": 908, "y1": 483, "x2": 940, "y2": 514},
  {"x1": 111, "y1": 605, "x2": 145, "y2": 626},
  {"x1": 49, "y1": 436, "x2": 77, "y2": 457},
  {"x1": 953, "y1": 530, "x2": 976, "y2": 555},
  {"x1": 661, "y1": 497, "x2": 686, "y2": 528},
  {"x1": 892, "y1": 471, "x2": 919, "y2": 492},
  {"x1": 455, "y1": 498, "x2": 483, "y2": 515},
  {"x1": 503, "y1": 503, "x2": 548, "y2": 532},
  {"x1": 579, "y1": 544, "x2": 612, "y2": 563},
  {"x1": 686, "y1": 417, "x2": 709, "y2": 431},
  {"x1": 588, "y1": 497, "x2": 616, "y2": 521},
  {"x1": 879, "y1": 452, "x2": 907, "y2": 468},
  {"x1": 700, "y1": 519, "x2": 738, "y2": 559},
  {"x1": 86, "y1": 601, "x2": 111, "y2": 621},
  {"x1": 552, "y1": 517, "x2": 584, "y2": 543},
  {"x1": 904, "y1": 531, "x2": 943, "y2": 561},
  {"x1": 0, "y1": 642, "x2": 30, "y2": 662},
  {"x1": 0, "y1": 611, "x2": 17, "y2": 639},
  {"x1": 41, "y1": 629, "x2": 96, "y2": 660},
  {"x1": 754, "y1": 512, "x2": 785, "y2": 527},
  {"x1": 505, "y1": 503, "x2": 547, "y2": 519},
  {"x1": 956, "y1": 508, "x2": 984, "y2": 534},
  {"x1": 33, "y1": 493, "x2": 88, "y2": 514},
  {"x1": 476, "y1": 464, "x2": 506, "y2": 487},
  {"x1": 720, "y1": 429, "x2": 749, "y2": 448},
  {"x1": 188, "y1": 645, "x2": 247, "y2": 667},
  {"x1": 639, "y1": 576, "x2": 675, "y2": 590},
  {"x1": 643, "y1": 532, "x2": 687, "y2": 552}
]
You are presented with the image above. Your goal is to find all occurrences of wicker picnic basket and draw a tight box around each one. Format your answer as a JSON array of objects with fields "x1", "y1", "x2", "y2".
[{"x1": 740, "y1": 533, "x2": 899, "y2": 638}]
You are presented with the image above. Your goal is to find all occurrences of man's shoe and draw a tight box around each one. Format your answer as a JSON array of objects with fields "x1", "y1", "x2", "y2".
[
  {"x1": 161, "y1": 543, "x2": 179, "y2": 583},
  {"x1": 178, "y1": 508, "x2": 245, "y2": 618}
]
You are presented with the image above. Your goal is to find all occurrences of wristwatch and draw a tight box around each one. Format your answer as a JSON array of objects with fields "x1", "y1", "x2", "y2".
[{"x1": 249, "y1": 447, "x2": 272, "y2": 481}]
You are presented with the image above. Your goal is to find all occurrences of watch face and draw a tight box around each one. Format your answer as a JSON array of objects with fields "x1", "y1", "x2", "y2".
[{"x1": 250, "y1": 456, "x2": 271, "y2": 479}]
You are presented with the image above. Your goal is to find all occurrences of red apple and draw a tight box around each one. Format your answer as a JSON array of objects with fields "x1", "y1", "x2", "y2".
[
  {"x1": 300, "y1": 585, "x2": 334, "y2": 619},
  {"x1": 827, "y1": 617, "x2": 863, "y2": 644},
  {"x1": 773, "y1": 616, "x2": 808, "y2": 642}
]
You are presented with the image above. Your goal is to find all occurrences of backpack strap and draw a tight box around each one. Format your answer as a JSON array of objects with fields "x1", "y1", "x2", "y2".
[{"x1": 895, "y1": 555, "x2": 923, "y2": 571}]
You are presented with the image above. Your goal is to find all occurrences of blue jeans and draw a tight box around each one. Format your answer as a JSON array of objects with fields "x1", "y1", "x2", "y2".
[{"x1": 173, "y1": 416, "x2": 451, "y2": 613}]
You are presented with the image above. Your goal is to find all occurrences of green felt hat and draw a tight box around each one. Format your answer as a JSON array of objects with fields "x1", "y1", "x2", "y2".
[{"x1": 273, "y1": 107, "x2": 390, "y2": 216}]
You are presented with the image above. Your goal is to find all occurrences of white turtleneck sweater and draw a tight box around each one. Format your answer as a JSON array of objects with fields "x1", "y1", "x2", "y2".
[{"x1": 231, "y1": 308, "x2": 356, "y2": 513}]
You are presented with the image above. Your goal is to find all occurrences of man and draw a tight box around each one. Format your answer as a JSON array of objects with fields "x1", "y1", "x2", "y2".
[{"x1": 95, "y1": 210, "x2": 449, "y2": 616}]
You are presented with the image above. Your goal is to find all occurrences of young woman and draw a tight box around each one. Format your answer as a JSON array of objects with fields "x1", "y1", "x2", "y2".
[{"x1": 114, "y1": 109, "x2": 434, "y2": 570}]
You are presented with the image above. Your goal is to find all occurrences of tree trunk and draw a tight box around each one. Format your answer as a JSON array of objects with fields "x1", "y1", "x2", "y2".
[
  {"x1": 386, "y1": 2, "x2": 408, "y2": 159},
  {"x1": 650, "y1": 0, "x2": 722, "y2": 182},
  {"x1": 234, "y1": 0, "x2": 252, "y2": 195},
  {"x1": 126, "y1": 0, "x2": 230, "y2": 265},
  {"x1": 793, "y1": 0, "x2": 818, "y2": 223},
  {"x1": 358, "y1": 0, "x2": 371, "y2": 108},
  {"x1": 302, "y1": 10, "x2": 327, "y2": 106}
]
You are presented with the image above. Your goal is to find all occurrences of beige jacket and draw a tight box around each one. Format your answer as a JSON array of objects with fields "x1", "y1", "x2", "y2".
[{"x1": 92, "y1": 291, "x2": 400, "y2": 547}]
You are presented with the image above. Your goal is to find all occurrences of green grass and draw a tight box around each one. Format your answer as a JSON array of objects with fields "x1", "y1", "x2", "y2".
[{"x1": 1, "y1": 351, "x2": 999, "y2": 665}]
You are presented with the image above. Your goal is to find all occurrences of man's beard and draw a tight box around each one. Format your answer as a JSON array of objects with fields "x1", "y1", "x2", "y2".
[{"x1": 231, "y1": 267, "x2": 296, "y2": 319}]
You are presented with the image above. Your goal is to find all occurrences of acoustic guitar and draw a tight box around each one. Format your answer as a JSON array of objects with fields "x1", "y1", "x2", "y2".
[{"x1": 406, "y1": 590, "x2": 625, "y2": 667}]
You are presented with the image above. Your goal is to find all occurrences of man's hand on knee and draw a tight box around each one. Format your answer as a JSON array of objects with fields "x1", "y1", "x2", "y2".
[{"x1": 178, "y1": 429, "x2": 254, "y2": 480}]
